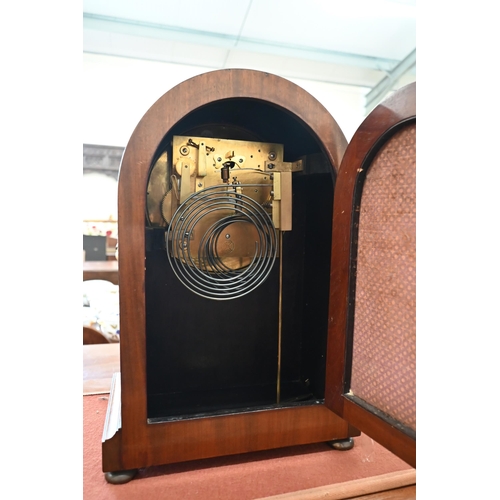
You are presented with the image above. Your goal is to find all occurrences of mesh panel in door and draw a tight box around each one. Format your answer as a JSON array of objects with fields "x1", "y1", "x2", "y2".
[{"x1": 350, "y1": 124, "x2": 416, "y2": 431}]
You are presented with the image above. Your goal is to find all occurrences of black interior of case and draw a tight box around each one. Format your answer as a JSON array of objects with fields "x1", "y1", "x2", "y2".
[{"x1": 144, "y1": 98, "x2": 336, "y2": 421}]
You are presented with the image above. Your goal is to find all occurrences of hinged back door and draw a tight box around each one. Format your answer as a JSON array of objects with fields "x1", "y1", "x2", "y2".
[{"x1": 325, "y1": 83, "x2": 416, "y2": 467}]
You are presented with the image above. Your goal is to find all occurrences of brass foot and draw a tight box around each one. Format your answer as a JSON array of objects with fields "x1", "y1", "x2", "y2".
[
  {"x1": 104, "y1": 469, "x2": 138, "y2": 484},
  {"x1": 327, "y1": 437, "x2": 355, "y2": 451}
]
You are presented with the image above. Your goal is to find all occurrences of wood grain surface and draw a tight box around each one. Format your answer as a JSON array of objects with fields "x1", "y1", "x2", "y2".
[
  {"x1": 325, "y1": 83, "x2": 416, "y2": 467},
  {"x1": 105, "y1": 69, "x2": 353, "y2": 472}
]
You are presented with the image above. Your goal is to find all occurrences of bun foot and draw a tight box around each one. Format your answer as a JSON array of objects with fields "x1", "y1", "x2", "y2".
[
  {"x1": 104, "y1": 469, "x2": 138, "y2": 484},
  {"x1": 327, "y1": 437, "x2": 355, "y2": 451}
]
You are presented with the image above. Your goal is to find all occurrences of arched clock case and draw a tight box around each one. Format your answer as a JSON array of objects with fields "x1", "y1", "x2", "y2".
[{"x1": 101, "y1": 69, "x2": 416, "y2": 483}]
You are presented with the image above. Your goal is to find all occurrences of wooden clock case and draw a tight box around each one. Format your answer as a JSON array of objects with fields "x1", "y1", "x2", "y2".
[{"x1": 101, "y1": 69, "x2": 416, "y2": 482}]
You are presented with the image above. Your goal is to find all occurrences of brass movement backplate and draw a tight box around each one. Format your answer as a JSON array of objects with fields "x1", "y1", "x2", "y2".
[{"x1": 146, "y1": 136, "x2": 302, "y2": 232}]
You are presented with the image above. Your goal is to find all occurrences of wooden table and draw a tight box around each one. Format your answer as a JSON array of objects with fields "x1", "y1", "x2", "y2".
[
  {"x1": 83, "y1": 260, "x2": 119, "y2": 285},
  {"x1": 83, "y1": 342, "x2": 415, "y2": 499},
  {"x1": 83, "y1": 343, "x2": 120, "y2": 395}
]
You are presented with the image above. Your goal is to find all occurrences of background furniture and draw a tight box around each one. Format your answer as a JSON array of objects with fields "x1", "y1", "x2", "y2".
[
  {"x1": 83, "y1": 325, "x2": 110, "y2": 345},
  {"x1": 83, "y1": 343, "x2": 120, "y2": 395},
  {"x1": 83, "y1": 234, "x2": 107, "y2": 261},
  {"x1": 83, "y1": 260, "x2": 119, "y2": 285}
]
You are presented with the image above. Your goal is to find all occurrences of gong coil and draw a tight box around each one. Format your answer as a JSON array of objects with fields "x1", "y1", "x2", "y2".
[{"x1": 166, "y1": 184, "x2": 278, "y2": 300}]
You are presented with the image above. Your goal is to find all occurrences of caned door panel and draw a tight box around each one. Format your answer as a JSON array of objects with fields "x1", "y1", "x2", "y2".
[{"x1": 325, "y1": 83, "x2": 416, "y2": 467}]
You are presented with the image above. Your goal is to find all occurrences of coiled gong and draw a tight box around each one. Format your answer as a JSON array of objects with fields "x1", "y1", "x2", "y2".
[{"x1": 167, "y1": 184, "x2": 278, "y2": 300}]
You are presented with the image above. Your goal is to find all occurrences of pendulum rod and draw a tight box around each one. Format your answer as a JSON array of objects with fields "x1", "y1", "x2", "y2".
[{"x1": 276, "y1": 230, "x2": 283, "y2": 404}]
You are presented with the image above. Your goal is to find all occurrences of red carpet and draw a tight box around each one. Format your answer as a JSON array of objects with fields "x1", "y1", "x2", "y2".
[{"x1": 84, "y1": 395, "x2": 412, "y2": 499}]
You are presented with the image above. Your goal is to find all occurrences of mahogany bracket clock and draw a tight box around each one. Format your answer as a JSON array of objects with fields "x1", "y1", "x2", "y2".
[{"x1": 101, "y1": 69, "x2": 416, "y2": 483}]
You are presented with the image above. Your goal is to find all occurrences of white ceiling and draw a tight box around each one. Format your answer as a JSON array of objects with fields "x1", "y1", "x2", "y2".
[{"x1": 83, "y1": 0, "x2": 416, "y2": 108}]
